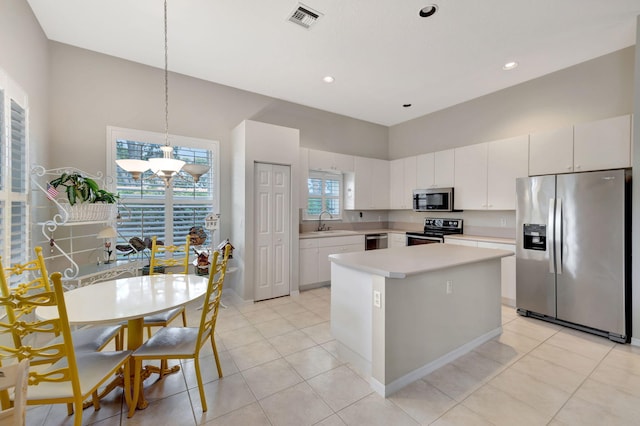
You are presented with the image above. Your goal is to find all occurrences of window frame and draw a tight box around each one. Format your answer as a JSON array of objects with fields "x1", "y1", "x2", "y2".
[
  {"x1": 0, "y1": 68, "x2": 29, "y2": 265},
  {"x1": 303, "y1": 170, "x2": 343, "y2": 221},
  {"x1": 107, "y1": 126, "x2": 220, "y2": 249}
]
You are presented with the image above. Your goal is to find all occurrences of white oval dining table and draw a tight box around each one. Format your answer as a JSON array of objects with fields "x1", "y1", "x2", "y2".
[{"x1": 36, "y1": 273, "x2": 209, "y2": 410}]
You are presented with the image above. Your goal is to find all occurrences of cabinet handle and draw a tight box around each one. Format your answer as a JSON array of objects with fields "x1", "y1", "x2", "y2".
[
  {"x1": 575, "y1": 165, "x2": 581, "y2": 170},
  {"x1": 566, "y1": 166, "x2": 572, "y2": 170}
]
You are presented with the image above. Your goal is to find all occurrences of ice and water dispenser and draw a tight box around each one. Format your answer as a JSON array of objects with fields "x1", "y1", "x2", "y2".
[{"x1": 523, "y1": 224, "x2": 546, "y2": 251}]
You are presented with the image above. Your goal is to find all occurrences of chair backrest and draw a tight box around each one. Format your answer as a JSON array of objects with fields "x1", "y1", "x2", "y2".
[
  {"x1": 195, "y1": 244, "x2": 230, "y2": 349},
  {"x1": 0, "y1": 247, "x2": 53, "y2": 350},
  {"x1": 213, "y1": 243, "x2": 232, "y2": 291},
  {"x1": 148, "y1": 235, "x2": 190, "y2": 275},
  {"x1": 0, "y1": 359, "x2": 30, "y2": 426},
  {"x1": 0, "y1": 272, "x2": 81, "y2": 401}
]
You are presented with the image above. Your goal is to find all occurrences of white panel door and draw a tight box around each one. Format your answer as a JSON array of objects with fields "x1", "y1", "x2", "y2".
[{"x1": 254, "y1": 163, "x2": 291, "y2": 301}]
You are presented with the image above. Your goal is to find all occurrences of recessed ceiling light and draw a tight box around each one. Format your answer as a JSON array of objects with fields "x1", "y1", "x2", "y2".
[
  {"x1": 419, "y1": 4, "x2": 438, "y2": 18},
  {"x1": 403, "y1": 104, "x2": 412, "y2": 108},
  {"x1": 503, "y1": 61, "x2": 518, "y2": 70},
  {"x1": 323, "y1": 76, "x2": 335, "y2": 83}
]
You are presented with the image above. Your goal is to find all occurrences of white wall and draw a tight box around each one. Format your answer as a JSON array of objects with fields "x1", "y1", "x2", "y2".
[
  {"x1": 389, "y1": 47, "x2": 634, "y2": 158},
  {"x1": 0, "y1": 0, "x2": 50, "y2": 175},
  {"x1": 231, "y1": 120, "x2": 300, "y2": 300},
  {"x1": 47, "y1": 41, "x2": 388, "y2": 248}
]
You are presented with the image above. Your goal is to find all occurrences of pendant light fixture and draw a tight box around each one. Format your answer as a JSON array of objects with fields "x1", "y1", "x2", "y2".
[{"x1": 116, "y1": 0, "x2": 207, "y2": 186}]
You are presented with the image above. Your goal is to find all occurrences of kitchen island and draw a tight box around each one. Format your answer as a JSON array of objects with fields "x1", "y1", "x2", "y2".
[{"x1": 329, "y1": 243, "x2": 513, "y2": 397}]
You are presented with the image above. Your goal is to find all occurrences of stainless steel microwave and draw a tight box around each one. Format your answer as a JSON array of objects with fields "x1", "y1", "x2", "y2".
[{"x1": 413, "y1": 188, "x2": 454, "y2": 212}]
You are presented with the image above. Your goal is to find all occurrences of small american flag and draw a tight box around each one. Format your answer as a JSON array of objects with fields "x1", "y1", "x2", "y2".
[{"x1": 46, "y1": 183, "x2": 59, "y2": 200}]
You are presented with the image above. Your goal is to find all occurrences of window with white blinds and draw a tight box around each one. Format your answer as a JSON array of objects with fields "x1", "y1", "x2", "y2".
[
  {"x1": 304, "y1": 170, "x2": 342, "y2": 220},
  {"x1": 108, "y1": 127, "x2": 219, "y2": 256},
  {"x1": 0, "y1": 71, "x2": 29, "y2": 266}
]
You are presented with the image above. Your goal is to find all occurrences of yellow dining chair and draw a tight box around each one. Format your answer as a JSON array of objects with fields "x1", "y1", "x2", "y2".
[
  {"x1": 0, "y1": 247, "x2": 123, "y2": 354},
  {"x1": 0, "y1": 272, "x2": 133, "y2": 426},
  {"x1": 143, "y1": 235, "x2": 190, "y2": 336},
  {"x1": 128, "y1": 244, "x2": 230, "y2": 418},
  {"x1": 0, "y1": 359, "x2": 29, "y2": 426}
]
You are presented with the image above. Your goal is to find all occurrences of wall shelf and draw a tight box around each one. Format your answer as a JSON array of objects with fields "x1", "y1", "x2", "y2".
[{"x1": 31, "y1": 165, "x2": 141, "y2": 288}]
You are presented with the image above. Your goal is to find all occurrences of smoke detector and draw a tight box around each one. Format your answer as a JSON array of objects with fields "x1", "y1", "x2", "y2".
[{"x1": 288, "y1": 3, "x2": 323, "y2": 29}]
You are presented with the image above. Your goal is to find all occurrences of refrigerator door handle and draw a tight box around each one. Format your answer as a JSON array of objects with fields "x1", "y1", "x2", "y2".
[
  {"x1": 555, "y1": 198, "x2": 563, "y2": 274},
  {"x1": 548, "y1": 199, "x2": 555, "y2": 274}
]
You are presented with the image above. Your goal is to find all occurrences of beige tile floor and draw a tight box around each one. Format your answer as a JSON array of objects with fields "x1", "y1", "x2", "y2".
[{"x1": 25, "y1": 286, "x2": 640, "y2": 425}]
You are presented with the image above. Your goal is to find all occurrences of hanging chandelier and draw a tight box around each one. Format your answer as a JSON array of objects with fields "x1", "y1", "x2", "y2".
[{"x1": 116, "y1": 0, "x2": 208, "y2": 186}]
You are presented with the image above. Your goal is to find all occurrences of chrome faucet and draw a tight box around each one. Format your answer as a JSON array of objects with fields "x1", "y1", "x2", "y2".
[{"x1": 317, "y1": 210, "x2": 333, "y2": 231}]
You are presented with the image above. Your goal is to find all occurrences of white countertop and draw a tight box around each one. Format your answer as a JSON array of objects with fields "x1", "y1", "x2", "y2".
[
  {"x1": 445, "y1": 234, "x2": 516, "y2": 245},
  {"x1": 329, "y1": 243, "x2": 513, "y2": 279}
]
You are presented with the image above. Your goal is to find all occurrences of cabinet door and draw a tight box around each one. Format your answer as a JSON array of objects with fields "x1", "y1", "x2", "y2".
[
  {"x1": 434, "y1": 149, "x2": 455, "y2": 187},
  {"x1": 477, "y1": 242, "x2": 516, "y2": 306},
  {"x1": 389, "y1": 233, "x2": 406, "y2": 248},
  {"x1": 299, "y1": 247, "x2": 319, "y2": 285},
  {"x1": 334, "y1": 153, "x2": 355, "y2": 173},
  {"x1": 352, "y1": 157, "x2": 374, "y2": 209},
  {"x1": 574, "y1": 115, "x2": 631, "y2": 172},
  {"x1": 444, "y1": 238, "x2": 478, "y2": 247},
  {"x1": 416, "y1": 153, "x2": 435, "y2": 188},
  {"x1": 308, "y1": 149, "x2": 334, "y2": 170},
  {"x1": 389, "y1": 159, "x2": 404, "y2": 209},
  {"x1": 371, "y1": 158, "x2": 390, "y2": 209},
  {"x1": 403, "y1": 157, "x2": 417, "y2": 208},
  {"x1": 487, "y1": 135, "x2": 529, "y2": 210},
  {"x1": 529, "y1": 126, "x2": 573, "y2": 175},
  {"x1": 454, "y1": 143, "x2": 488, "y2": 210}
]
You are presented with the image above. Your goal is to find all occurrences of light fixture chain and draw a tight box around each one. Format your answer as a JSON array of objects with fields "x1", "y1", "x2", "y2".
[{"x1": 164, "y1": 0, "x2": 169, "y2": 147}]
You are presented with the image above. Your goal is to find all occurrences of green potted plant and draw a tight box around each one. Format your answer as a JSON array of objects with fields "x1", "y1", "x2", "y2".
[{"x1": 49, "y1": 172, "x2": 119, "y2": 221}]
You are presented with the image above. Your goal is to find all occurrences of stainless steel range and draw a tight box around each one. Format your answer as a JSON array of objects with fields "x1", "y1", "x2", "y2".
[{"x1": 406, "y1": 218, "x2": 463, "y2": 245}]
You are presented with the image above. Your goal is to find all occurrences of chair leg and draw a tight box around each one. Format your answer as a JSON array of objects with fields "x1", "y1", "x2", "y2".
[
  {"x1": 211, "y1": 335, "x2": 223, "y2": 378},
  {"x1": 128, "y1": 358, "x2": 142, "y2": 418},
  {"x1": 194, "y1": 357, "x2": 208, "y2": 412},
  {"x1": 146, "y1": 326, "x2": 152, "y2": 339},
  {"x1": 73, "y1": 400, "x2": 83, "y2": 426},
  {"x1": 67, "y1": 402, "x2": 74, "y2": 415},
  {"x1": 181, "y1": 309, "x2": 187, "y2": 326},
  {"x1": 122, "y1": 360, "x2": 133, "y2": 414},
  {"x1": 91, "y1": 391, "x2": 100, "y2": 411}
]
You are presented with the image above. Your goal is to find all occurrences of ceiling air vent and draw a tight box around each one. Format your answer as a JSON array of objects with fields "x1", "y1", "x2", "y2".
[{"x1": 288, "y1": 4, "x2": 323, "y2": 29}]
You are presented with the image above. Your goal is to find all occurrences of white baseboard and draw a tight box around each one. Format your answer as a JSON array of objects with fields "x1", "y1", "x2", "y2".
[
  {"x1": 631, "y1": 337, "x2": 640, "y2": 347},
  {"x1": 371, "y1": 326, "x2": 503, "y2": 397}
]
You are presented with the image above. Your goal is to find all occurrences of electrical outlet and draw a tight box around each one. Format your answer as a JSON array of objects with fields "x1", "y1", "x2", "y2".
[
  {"x1": 373, "y1": 290, "x2": 381, "y2": 308},
  {"x1": 446, "y1": 280, "x2": 453, "y2": 294}
]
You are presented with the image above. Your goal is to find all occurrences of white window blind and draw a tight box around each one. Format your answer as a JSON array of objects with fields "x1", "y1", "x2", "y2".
[
  {"x1": 0, "y1": 70, "x2": 29, "y2": 265},
  {"x1": 109, "y1": 127, "x2": 219, "y2": 256},
  {"x1": 304, "y1": 170, "x2": 342, "y2": 220}
]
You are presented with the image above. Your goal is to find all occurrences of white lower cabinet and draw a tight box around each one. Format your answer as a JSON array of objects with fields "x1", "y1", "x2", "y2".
[
  {"x1": 389, "y1": 232, "x2": 406, "y2": 248},
  {"x1": 299, "y1": 235, "x2": 364, "y2": 286},
  {"x1": 445, "y1": 238, "x2": 516, "y2": 306}
]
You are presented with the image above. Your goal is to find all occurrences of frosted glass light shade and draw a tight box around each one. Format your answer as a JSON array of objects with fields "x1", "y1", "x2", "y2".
[
  {"x1": 182, "y1": 164, "x2": 210, "y2": 183},
  {"x1": 115, "y1": 159, "x2": 150, "y2": 180},
  {"x1": 148, "y1": 157, "x2": 186, "y2": 174},
  {"x1": 96, "y1": 226, "x2": 117, "y2": 239}
]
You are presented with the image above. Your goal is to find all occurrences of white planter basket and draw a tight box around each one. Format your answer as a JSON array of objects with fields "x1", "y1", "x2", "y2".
[{"x1": 57, "y1": 203, "x2": 117, "y2": 222}]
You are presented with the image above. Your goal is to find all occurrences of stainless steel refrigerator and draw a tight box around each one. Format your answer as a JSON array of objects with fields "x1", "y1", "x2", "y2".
[{"x1": 516, "y1": 169, "x2": 631, "y2": 343}]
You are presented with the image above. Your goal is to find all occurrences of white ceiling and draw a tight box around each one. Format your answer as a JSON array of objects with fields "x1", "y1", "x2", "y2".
[{"x1": 27, "y1": 0, "x2": 640, "y2": 126}]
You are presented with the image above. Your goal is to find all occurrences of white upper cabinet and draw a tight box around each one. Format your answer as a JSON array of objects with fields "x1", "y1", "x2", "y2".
[
  {"x1": 434, "y1": 149, "x2": 455, "y2": 187},
  {"x1": 529, "y1": 114, "x2": 631, "y2": 176},
  {"x1": 389, "y1": 157, "x2": 416, "y2": 209},
  {"x1": 529, "y1": 126, "x2": 574, "y2": 175},
  {"x1": 454, "y1": 143, "x2": 488, "y2": 210},
  {"x1": 454, "y1": 135, "x2": 528, "y2": 210},
  {"x1": 573, "y1": 114, "x2": 631, "y2": 172},
  {"x1": 487, "y1": 135, "x2": 529, "y2": 209},
  {"x1": 345, "y1": 156, "x2": 390, "y2": 210},
  {"x1": 416, "y1": 149, "x2": 455, "y2": 189},
  {"x1": 308, "y1": 149, "x2": 355, "y2": 172}
]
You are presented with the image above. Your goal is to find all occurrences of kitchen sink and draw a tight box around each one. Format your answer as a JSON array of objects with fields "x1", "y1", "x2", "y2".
[{"x1": 304, "y1": 230, "x2": 359, "y2": 236}]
